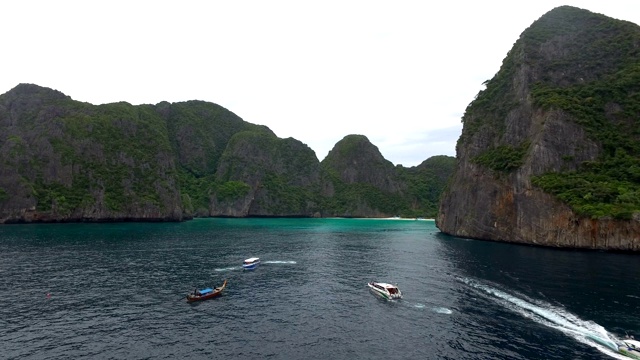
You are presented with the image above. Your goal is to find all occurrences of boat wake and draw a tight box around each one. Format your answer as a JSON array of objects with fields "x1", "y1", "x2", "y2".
[
  {"x1": 459, "y1": 277, "x2": 627, "y2": 359},
  {"x1": 432, "y1": 307, "x2": 453, "y2": 314},
  {"x1": 214, "y1": 260, "x2": 295, "y2": 271},
  {"x1": 401, "y1": 301, "x2": 452, "y2": 314},
  {"x1": 214, "y1": 267, "x2": 240, "y2": 272}
]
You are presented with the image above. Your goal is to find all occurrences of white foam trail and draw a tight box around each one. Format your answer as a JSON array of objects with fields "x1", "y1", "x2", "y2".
[
  {"x1": 263, "y1": 261, "x2": 297, "y2": 264},
  {"x1": 401, "y1": 302, "x2": 451, "y2": 314},
  {"x1": 432, "y1": 307, "x2": 452, "y2": 314},
  {"x1": 460, "y1": 277, "x2": 626, "y2": 359},
  {"x1": 397, "y1": 300, "x2": 425, "y2": 309},
  {"x1": 214, "y1": 267, "x2": 239, "y2": 272}
]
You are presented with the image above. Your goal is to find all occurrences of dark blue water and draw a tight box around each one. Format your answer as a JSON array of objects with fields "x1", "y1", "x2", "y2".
[{"x1": 1, "y1": 218, "x2": 638, "y2": 359}]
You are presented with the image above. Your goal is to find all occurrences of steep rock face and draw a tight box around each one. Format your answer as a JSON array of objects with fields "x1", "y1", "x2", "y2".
[
  {"x1": 322, "y1": 135, "x2": 404, "y2": 193},
  {"x1": 0, "y1": 84, "x2": 456, "y2": 222},
  {"x1": 437, "y1": 6, "x2": 640, "y2": 250},
  {"x1": 0, "y1": 84, "x2": 183, "y2": 222},
  {"x1": 321, "y1": 135, "x2": 407, "y2": 217},
  {"x1": 211, "y1": 132, "x2": 331, "y2": 217},
  {"x1": 159, "y1": 100, "x2": 274, "y2": 176}
]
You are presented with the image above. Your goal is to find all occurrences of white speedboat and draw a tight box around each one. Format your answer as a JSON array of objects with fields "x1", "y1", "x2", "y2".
[
  {"x1": 619, "y1": 338, "x2": 640, "y2": 359},
  {"x1": 242, "y1": 257, "x2": 260, "y2": 270},
  {"x1": 367, "y1": 281, "x2": 402, "y2": 300}
]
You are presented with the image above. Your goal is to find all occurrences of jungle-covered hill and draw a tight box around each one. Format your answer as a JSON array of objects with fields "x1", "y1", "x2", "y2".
[
  {"x1": 0, "y1": 83, "x2": 454, "y2": 223},
  {"x1": 437, "y1": 6, "x2": 640, "y2": 250}
]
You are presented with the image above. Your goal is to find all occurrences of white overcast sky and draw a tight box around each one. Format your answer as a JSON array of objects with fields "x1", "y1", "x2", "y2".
[{"x1": 2, "y1": 1, "x2": 639, "y2": 166}]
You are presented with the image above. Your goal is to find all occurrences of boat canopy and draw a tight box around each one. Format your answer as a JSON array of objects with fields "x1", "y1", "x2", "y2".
[
  {"x1": 375, "y1": 282, "x2": 395, "y2": 288},
  {"x1": 199, "y1": 288, "x2": 213, "y2": 294},
  {"x1": 244, "y1": 257, "x2": 260, "y2": 263}
]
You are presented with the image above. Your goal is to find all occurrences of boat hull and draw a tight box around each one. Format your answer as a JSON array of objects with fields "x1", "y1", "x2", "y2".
[
  {"x1": 187, "y1": 292, "x2": 222, "y2": 303},
  {"x1": 242, "y1": 261, "x2": 260, "y2": 270},
  {"x1": 619, "y1": 348, "x2": 640, "y2": 360},
  {"x1": 186, "y1": 280, "x2": 227, "y2": 303},
  {"x1": 620, "y1": 339, "x2": 640, "y2": 360},
  {"x1": 369, "y1": 287, "x2": 393, "y2": 300}
]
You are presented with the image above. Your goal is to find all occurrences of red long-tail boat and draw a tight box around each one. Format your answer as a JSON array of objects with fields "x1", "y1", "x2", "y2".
[{"x1": 186, "y1": 279, "x2": 227, "y2": 303}]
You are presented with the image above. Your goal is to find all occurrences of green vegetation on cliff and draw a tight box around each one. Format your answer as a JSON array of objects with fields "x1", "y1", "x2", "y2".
[
  {"x1": 0, "y1": 84, "x2": 455, "y2": 222},
  {"x1": 322, "y1": 135, "x2": 454, "y2": 218},
  {"x1": 460, "y1": 6, "x2": 640, "y2": 219},
  {"x1": 163, "y1": 100, "x2": 272, "y2": 177},
  {"x1": 321, "y1": 166, "x2": 404, "y2": 216},
  {"x1": 527, "y1": 8, "x2": 640, "y2": 219},
  {"x1": 397, "y1": 155, "x2": 456, "y2": 217},
  {"x1": 0, "y1": 85, "x2": 179, "y2": 217},
  {"x1": 38, "y1": 102, "x2": 175, "y2": 213},
  {"x1": 216, "y1": 131, "x2": 325, "y2": 216},
  {"x1": 473, "y1": 142, "x2": 530, "y2": 172}
]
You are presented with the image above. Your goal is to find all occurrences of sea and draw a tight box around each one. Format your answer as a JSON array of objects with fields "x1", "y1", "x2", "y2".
[{"x1": 1, "y1": 218, "x2": 638, "y2": 359}]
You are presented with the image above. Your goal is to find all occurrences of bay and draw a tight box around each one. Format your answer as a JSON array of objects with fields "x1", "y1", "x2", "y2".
[{"x1": 0, "y1": 218, "x2": 638, "y2": 359}]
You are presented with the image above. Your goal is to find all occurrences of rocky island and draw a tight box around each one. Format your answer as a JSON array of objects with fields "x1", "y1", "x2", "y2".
[
  {"x1": 437, "y1": 6, "x2": 640, "y2": 251},
  {"x1": 0, "y1": 84, "x2": 454, "y2": 223}
]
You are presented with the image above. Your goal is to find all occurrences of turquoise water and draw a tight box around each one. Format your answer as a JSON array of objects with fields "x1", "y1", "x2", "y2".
[{"x1": 0, "y1": 218, "x2": 638, "y2": 359}]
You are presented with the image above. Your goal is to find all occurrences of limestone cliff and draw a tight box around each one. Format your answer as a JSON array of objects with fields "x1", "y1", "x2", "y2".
[
  {"x1": 437, "y1": 6, "x2": 640, "y2": 250},
  {"x1": 320, "y1": 135, "x2": 406, "y2": 217},
  {"x1": 210, "y1": 131, "x2": 331, "y2": 217},
  {"x1": 0, "y1": 84, "x2": 183, "y2": 222},
  {"x1": 0, "y1": 84, "x2": 454, "y2": 223}
]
